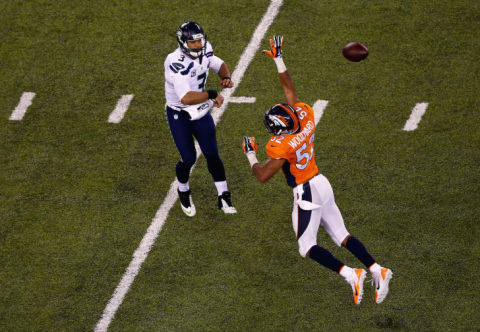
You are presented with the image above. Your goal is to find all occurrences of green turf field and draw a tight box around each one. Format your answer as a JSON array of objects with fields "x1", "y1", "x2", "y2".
[{"x1": 1, "y1": 0, "x2": 479, "y2": 331}]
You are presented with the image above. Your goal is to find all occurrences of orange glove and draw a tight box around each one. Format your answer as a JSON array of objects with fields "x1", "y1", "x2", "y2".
[
  {"x1": 242, "y1": 136, "x2": 258, "y2": 154},
  {"x1": 262, "y1": 35, "x2": 284, "y2": 59}
]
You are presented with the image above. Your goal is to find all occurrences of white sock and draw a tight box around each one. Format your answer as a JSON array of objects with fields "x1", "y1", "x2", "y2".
[
  {"x1": 339, "y1": 265, "x2": 354, "y2": 279},
  {"x1": 178, "y1": 181, "x2": 190, "y2": 192},
  {"x1": 369, "y1": 262, "x2": 381, "y2": 274},
  {"x1": 214, "y1": 181, "x2": 228, "y2": 196}
]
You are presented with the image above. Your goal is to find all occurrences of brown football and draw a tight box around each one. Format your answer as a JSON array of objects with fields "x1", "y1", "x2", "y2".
[{"x1": 342, "y1": 42, "x2": 369, "y2": 62}]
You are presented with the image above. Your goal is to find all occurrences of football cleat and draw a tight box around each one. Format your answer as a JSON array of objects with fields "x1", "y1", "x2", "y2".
[
  {"x1": 373, "y1": 267, "x2": 393, "y2": 304},
  {"x1": 217, "y1": 191, "x2": 237, "y2": 215},
  {"x1": 347, "y1": 268, "x2": 366, "y2": 305},
  {"x1": 178, "y1": 189, "x2": 196, "y2": 217}
]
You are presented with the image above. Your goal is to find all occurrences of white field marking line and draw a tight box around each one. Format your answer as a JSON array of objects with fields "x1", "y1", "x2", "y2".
[
  {"x1": 313, "y1": 99, "x2": 329, "y2": 125},
  {"x1": 94, "y1": 1, "x2": 283, "y2": 331},
  {"x1": 108, "y1": 94, "x2": 134, "y2": 123},
  {"x1": 9, "y1": 92, "x2": 36, "y2": 121},
  {"x1": 229, "y1": 96, "x2": 256, "y2": 103},
  {"x1": 403, "y1": 102, "x2": 429, "y2": 131},
  {"x1": 211, "y1": 0, "x2": 283, "y2": 124}
]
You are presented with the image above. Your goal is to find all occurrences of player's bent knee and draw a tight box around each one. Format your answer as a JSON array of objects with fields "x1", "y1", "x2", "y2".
[
  {"x1": 331, "y1": 231, "x2": 350, "y2": 247},
  {"x1": 182, "y1": 156, "x2": 197, "y2": 167},
  {"x1": 205, "y1": 154, "x2": 222, "y2": 163},
  {"x1": 298, "y1": 241, "x2": 315, "y2": 258}
]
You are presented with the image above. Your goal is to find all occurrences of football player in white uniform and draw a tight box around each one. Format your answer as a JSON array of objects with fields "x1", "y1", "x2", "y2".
[{"x1": 164, "y1": 21, "x2": 236, "y2": 216}]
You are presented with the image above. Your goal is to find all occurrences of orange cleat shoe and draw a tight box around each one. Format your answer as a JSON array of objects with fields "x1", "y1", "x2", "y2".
[
  {"x1": 373, "y1": 267, "x2": 393, "y2": 304},
  {"x1": 347, "y1": 268, "x2": 366, "y2": 305}
]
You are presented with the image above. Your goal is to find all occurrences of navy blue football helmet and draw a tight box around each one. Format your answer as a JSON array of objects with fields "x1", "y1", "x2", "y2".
[
  {"x1": 176, "y1": 21, "x2": 207, "y2": 58},
  {"x1": 264, "y1": 103, "x2": 300, "y2": 135}
]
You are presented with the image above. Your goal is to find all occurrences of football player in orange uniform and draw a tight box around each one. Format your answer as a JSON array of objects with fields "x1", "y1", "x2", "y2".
[{"x1": 242, "y1": 35, "x2": 392, "y2": 305}]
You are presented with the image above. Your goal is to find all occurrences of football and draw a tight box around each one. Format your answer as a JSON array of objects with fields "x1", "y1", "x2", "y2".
[{"x1": 342, "y1": 42, "x2": 369, "y2": 62}]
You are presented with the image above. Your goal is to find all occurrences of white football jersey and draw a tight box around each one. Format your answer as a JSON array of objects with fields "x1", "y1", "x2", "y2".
[{"x1": 164, "y1": 41, "x2": 224, "y2": 110}]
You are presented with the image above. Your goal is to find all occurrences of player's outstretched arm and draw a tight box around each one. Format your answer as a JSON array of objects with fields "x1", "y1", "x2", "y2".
[
  {"x1": 262, "y1": 35, "x2": 300, "y2": 106},
  {"x1": 242, "y1": 136, "x2": 285, "y2": 183}
]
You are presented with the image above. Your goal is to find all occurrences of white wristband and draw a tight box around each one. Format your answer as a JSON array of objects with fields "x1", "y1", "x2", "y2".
[
  {"x1": 274, "y1": 57, "x2": 287, "y2": 73},
  {"x1": 246, "y1": 153, "x2": 259, "y2": 168}
]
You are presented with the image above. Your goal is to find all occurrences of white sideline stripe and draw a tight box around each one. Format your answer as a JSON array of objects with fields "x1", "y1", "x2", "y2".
[
  {"x1": 229, "y1": 96, "x2": 256, "y2": 103},
  {"x1": 9, "y1": 92, "x2": 36, "y2": 121},
  {"x1": 403, "y1": 102, "x2": 428, "y2": 131},
  {"x1": 94, "y1": 1, "x2": 283, "y2": 331},
  {"x1": 108, "y1": 94, "x2": 134, "y2": 123},
  {"x1": 313, "y1": 99, "x2": 329, "y2": 125}
]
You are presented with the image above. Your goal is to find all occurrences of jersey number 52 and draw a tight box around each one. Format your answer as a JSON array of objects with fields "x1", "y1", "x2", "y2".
[{"x1": 295, "y1": 134, "x2": 315, "y2": 170}]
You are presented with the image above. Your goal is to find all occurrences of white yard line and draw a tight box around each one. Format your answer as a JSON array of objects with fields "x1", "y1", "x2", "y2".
[
  {"x1": 313, "y1": 99, "x2": 329, "y2": 125},
  {"x1": 94, "y1": 1, "x2": 283, "y2": 331},
  {"x1": 108, "y1": 94, "x2": 134, "y2": 123},
  {"x1": 403, "y1": 102, "x2": 429, "y2": 131},
  {"x1": 229, "y1": 96, "x2": 256, "y2": 103},
  {"x1": 9, "y1": 92, "x2": 36, "y2": 121}
]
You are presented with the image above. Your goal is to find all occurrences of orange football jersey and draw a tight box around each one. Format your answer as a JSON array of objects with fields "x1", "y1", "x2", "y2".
[{"x1": 266, "y1": 102, "x2": 318, "y2": 187}]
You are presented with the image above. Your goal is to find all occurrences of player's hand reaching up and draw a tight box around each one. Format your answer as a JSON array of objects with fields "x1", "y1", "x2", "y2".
[
  {"x1": 242, "y1": 136, "x2": 258, "y2": 155},
  {"x1": 262, "y1": 35, "x2": 284, "y2": 59}
]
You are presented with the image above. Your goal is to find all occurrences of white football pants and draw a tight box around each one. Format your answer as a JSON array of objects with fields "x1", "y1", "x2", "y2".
[{"x1": 292, "y1": 174, "x2": 350, "y2": 257}]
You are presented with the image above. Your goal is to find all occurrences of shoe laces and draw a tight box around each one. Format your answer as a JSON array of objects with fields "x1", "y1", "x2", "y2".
[{"x1": 369, "y1": 272, "x2": 382, "y2": 288}]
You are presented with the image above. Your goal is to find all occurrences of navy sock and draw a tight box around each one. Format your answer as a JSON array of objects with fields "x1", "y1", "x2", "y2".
[
  {"x1": 308, "y1": 245, "x2": 344, "y2": 273},
  {"x1": 206, "y1": 155, "x2": 226, "y2": 182},
  {"x1": 345, "y1": 236, "x2": 375, "y2": 268},
  {"x1": 176, "y1": 160, "x2": 193, "y2": 184}
]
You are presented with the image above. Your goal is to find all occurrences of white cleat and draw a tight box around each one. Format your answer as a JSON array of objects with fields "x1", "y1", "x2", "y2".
[
  {"x1": 217, "y1": 191, "x2": 237, "y2": 215},
  {"x1": 178, "y1": 189, "x2": 196, "y2": 217},
  {"x1": 373, "y1": 267, "x2": 393, "y2": 304},
  {"x1": 347, "y1": 268, "x2": 366, "y2": 305}
]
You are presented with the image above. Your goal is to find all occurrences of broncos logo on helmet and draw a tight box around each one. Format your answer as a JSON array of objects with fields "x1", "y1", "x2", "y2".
[
  {"x1": 176, "y1": 21, "x2": 207, "y2": 58},
  {"x1": 264, "y1": 103, "x2": 300, "y2": 135}
]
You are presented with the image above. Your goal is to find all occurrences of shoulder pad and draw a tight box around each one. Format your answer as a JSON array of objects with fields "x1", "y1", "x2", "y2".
[
  {"x1": 205, "y1": 42, "x2": 214, "y2": 57},
  {"x1": 266, "y1": 137, "x2": 290, "y2": 159}
]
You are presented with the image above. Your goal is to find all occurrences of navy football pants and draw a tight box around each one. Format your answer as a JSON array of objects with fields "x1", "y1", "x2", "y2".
[{"x1": 165, "y1": 106, "x2": 226, "y2": 184}]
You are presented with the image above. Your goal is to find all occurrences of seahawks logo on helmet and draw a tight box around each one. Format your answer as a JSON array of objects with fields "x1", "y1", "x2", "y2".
[
  {"x1": 264, "y1": 103, "x2": 300, "y2": 135},
  {"x1": 176, "y1": 21, "x2": 207, "y2": 58}
]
